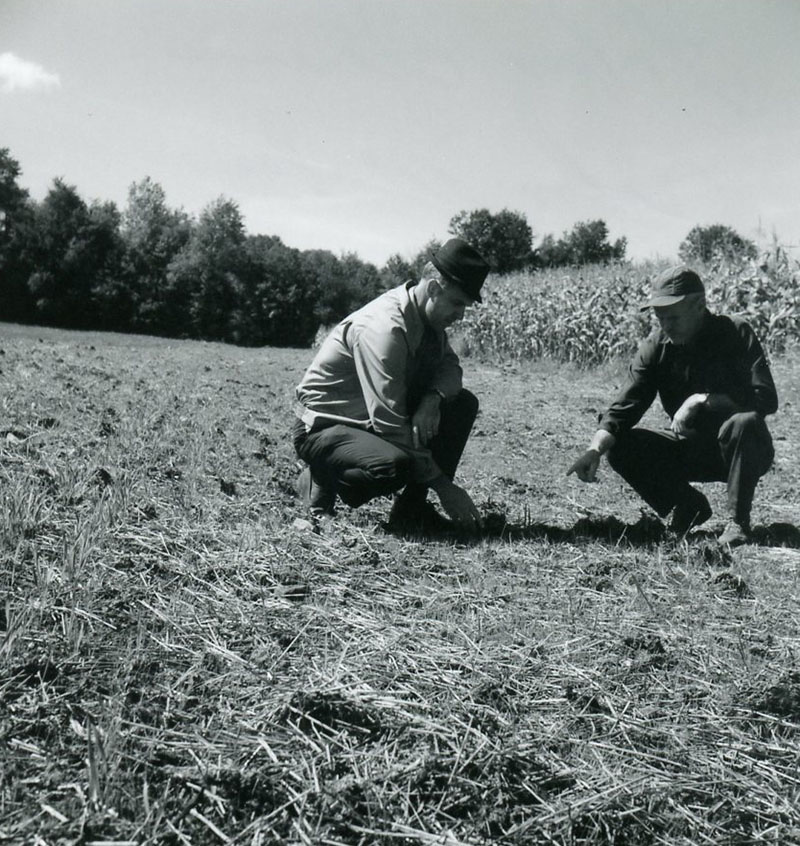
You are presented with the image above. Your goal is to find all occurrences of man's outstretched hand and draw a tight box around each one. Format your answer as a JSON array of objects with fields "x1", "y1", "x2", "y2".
[
  {"x1": 567, "y1": 449, "x2": 602, "y2": 482},
  {"x1": 568, "y1": 429, "x2": 615, "y2": 482},
  {"x1": 431, "y1": 478, "x2": 483, "y2": 532}
]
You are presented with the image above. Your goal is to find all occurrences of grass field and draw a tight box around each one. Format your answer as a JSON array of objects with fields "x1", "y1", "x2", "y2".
[{"x1": 2, "y1": 320, "x2": 800, "y2": 845}]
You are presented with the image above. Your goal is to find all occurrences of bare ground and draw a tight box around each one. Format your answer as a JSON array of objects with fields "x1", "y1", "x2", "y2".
[{"x1": 1, "y1": 325, "x2": 800, "y2": 845}]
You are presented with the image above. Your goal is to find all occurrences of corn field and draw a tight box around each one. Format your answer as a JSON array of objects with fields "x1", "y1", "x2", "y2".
[{"x1": 459, "y1": 247, "x2": 800, "y2": 366}]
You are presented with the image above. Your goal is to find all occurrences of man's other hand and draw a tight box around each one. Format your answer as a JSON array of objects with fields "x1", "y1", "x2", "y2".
[
  {"x1": 567, "y1": 449, "x2": 602, "y2": 482},
  {"x1": 670, "y1": 393, "x2": 707, "y2": 437},
  {"x1": 433, "y1": 479, "x2": 483, "y2": 532},
  {"x1": 411, "y1": 393, "x2": 442, "y2": 448}
]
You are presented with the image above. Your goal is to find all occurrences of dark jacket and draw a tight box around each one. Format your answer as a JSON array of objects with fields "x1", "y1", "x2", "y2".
[{"x1": 600, "y1": 311, "x2": 778, "y2": 437}]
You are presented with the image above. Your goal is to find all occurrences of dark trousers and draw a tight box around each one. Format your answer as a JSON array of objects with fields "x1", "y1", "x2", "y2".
[
  {"x1": 607, "y1": 411, "x2": 774, "y2": 524},
  {"x1": 293, "y1": 389, "x2": 479, "y2": 508}
]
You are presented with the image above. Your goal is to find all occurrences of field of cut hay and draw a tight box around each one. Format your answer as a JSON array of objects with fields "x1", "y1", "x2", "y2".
[{"x1": 2, "y1": 311, "x2": 800, "y2": 844}]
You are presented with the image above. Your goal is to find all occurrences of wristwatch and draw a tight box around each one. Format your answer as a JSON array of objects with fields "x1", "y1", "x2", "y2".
[{"x1": 429, "y1": 388, "x2": 446, "y2": 402}]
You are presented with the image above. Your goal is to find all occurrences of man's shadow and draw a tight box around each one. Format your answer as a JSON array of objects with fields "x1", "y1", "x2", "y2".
[
  {"x1": 392, "y1": 511, "x2": 800, "y2": 549},
  {"x1": 693, "y1": 522, "x2": 800, "y2": 549},
  {"x1": 483, "y1": 511, "x2": 666, "y2": 546},
  {"x1": 496, "y1": 515, "x2": 800, "y2": 549}
]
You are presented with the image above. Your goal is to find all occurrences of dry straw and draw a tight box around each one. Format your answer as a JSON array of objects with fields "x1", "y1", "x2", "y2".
[{"x1": 1, "y1": 287, "x2": 799, "y2": 843}]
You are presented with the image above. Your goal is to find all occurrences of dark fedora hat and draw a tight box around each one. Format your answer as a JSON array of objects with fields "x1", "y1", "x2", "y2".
[
  {"x1": 431, "y1": 238, "x2": 490, "y2": 303},
  {"x1": 640, "y1": 265, "x2": 705, "y2": 310}
]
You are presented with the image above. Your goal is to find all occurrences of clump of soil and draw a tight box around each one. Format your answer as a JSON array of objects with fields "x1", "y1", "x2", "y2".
[{"x1": 750, "y1": 671, "x2": 800, "y2": 722}]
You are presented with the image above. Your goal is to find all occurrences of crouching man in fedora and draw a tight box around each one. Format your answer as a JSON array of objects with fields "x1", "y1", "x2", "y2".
[
  {"x1": 568, "y1": 265, "x2": 778, "y2": 546},
  {"x1": 292, "y1": 238, "x2": 488, "y2": 533}
]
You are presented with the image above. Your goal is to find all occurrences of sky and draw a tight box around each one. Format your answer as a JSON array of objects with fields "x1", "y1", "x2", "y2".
[{"x1": 2, "y1": 0, "x2": 800, "y2": 266}]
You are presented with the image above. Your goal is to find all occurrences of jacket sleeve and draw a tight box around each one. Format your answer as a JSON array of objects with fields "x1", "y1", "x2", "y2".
[
  {"x1": 599, "y1": 337, "x2": 659, "y2": 437},
  {"x1": 736, "y1": 321, "x2": 779, "y2": 416},
  {"x1": 349, "y1": 321, "x2": 443, "y2": 484}
]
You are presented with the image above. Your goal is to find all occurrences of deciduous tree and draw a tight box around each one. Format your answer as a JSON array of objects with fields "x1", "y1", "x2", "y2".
[
  {"x1": 539, "y1": 219, "x2": 627, "y2": 267},
  {"x1": 166, "y1": 197, "x2": 245, "y2": 341},
  {"x1": 120, "y1": 177, "x2": 192, "y2": 333},
  {"x1": 380, "y1": 253, "x2": 415, "y2": 289},
  {"x1": 302, "y1": 249, "x2": 382, "y2": 329},
  {"x1": 448, "y1": 208, "x2": 533, "y2": 274},
  {"x1": 678, "y1": 224, "x2": 757, "y2": 264},
  {"x1": 236, "y1": 235, "x2": 319, "y2": 346},
  {"x1": 87, "y1": 199, "x2": 129, "y2": 330},
  {"x1": 27, "y1": 179, "x2": 124, "y2": 328},
  {"x1": 0, "y1": 149, "x2": 36, "y2": 321}
]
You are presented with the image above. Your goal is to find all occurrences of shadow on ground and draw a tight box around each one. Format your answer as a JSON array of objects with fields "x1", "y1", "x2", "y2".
[
  {"x1": 693, "y1": 522, "x2": 800, "y2": 549},
  {"x1": 387, "y1": 513, "x2": 800, "y2": 550},
  {"x1": 489, "y1": 512, "x2": 666, "y2": 546}
]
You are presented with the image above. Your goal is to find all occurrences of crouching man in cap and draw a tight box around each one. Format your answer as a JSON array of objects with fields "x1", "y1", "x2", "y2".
[
  {"x1": 292, "y1": 238, "x2": 488, "y2": 533},
  {"x1": 568, "y1": 265, "x2": 778, "y2": 546}
]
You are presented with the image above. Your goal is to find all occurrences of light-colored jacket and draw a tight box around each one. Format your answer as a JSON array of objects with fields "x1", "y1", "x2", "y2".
[{"x1": 295, "y1": 281, "x2": 462, "y2": 483}]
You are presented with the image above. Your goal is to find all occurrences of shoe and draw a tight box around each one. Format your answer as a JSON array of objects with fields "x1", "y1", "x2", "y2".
[
  {"x1": 718, "y1": 519, "x2": 750, "y2": 547},
  {"x1": 386, "y1": 496, "x2": 452, "y2": 535},
  {"x1": 668, "y1": 488, "x2": 712, "y2": 536},
  {"x1": 296, "y1": 466, "x2": 336, "y2": 517}
]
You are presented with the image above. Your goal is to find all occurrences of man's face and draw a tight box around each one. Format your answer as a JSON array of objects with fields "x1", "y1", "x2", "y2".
[
  {"x1": 426, "y1": 279, "x2": 474, "y2": 330},
  {"x1": 653, "y1": 295, "x2": 706, "y2": 345}
]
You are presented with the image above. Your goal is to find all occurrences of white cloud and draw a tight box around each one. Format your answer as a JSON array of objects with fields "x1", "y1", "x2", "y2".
[{"x1": 0, "y1": 52, "x2": 60, "y2": 93}]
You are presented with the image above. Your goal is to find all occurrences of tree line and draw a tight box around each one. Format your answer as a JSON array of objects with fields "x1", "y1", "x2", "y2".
[
  {"x1": 1, "y1": 149, "x2": 393, "y2": 346},
  {"x1": 0, "y1": 148, "x2": 759, "y2": 347}
]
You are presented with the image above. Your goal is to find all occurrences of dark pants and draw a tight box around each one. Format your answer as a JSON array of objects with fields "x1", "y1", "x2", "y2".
[
  {"x1": 607, "y1": 412, "x2": 774, "y2": 524},
  {"x1": 293, "y1": 389, "x2": 479, "y2": 508}
]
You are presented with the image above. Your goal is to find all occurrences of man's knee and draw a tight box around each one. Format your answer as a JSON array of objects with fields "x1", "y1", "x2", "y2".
[
  {"x1": 606, "y1": 441, "x2": 623, "y2": 472},
  {"x1": 719, "y1": 411, "x2": 766, "y2": 440},
  {"x1": 606, "y1": 429, "x2": 640, "y2": 473},
  {"x1": 718, "y1": 412, "x2": 773, "y2": 455},
  {"x1": 349, "y1": 444, "x2": 414, "y2": 491},
  {"x1": 382, "y1": 449, "x2": 414, "y2": 484},
  {"x1": 345, "y1": 447, "x2": 414, "y2": 507},
  {"x1": 455, "y1": 388, "x2": 479, "y2": 418},
  {"x1": 443, "y1": 389, "x2": 479, "y2": 429},
  {"x1": 718, "y1": 411, "x2": 774, "y2": 469}
]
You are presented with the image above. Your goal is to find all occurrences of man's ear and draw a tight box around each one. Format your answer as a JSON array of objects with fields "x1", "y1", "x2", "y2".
[{"x1": 427, "y1": 276, "x2": 444, "y2": 299}]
